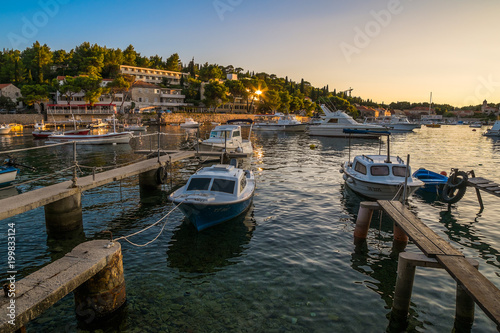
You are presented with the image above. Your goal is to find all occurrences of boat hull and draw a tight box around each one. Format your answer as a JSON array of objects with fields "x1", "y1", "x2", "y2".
[
  {"x1": 0, "y1": 127, "x2": 11, "y2": 135},
  {"x1": 0, "y1": 167, "x2": 18, "y2": 187},
  {"x1": 47, "y1": 132, "x2": 133, "y2": 144},
  {"x1": 309, "y1": 126, "x2": 384, "y2": 138},
  {"x1": 343, "y1": 174, "x2": 421, "y2": 200},
  {"x1": 253, "y1": 124, "x2": 307, "y2": 132},
  {"x1": 174, "y1": 197, "x2": 253, "y2": 231}
]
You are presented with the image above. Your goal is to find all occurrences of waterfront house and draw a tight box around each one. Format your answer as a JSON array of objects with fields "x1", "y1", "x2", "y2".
[{"x1": 0, "y1": 83, "x2": 23, "y2": 108}]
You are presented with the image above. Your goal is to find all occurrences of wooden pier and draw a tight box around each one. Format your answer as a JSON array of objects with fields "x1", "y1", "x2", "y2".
[
  {"x1": 355, "y1": 200, "x2": 500, "y2": 331},
  {"x1": 0, "y1": 150, "x2": 195, "y2": 221}
]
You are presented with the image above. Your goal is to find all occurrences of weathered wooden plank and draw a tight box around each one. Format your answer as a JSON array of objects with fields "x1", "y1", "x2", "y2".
[
  {"x1": 378, "y1": 201, "x2": 444, "y2": 256},
  {"x1": 485, "y1": 186, "x2": 500, "y2": 192},
  {"x1": 437, "y1": 255, "x2": 500, "y2": 327},
  {"x1": 467, "y1": 177, "x2": 492, "y2": 185},
  {"x1": 474, "y1": 182, "x2": 496, "y2": 189},
  {"x1": 389, "y1": 201, "x2": 463, "y2": 257}
]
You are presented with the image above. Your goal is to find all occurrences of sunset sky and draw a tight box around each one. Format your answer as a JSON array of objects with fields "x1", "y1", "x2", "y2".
[{"x1": 1, "y1": 0, "x2": 499, "y2": 107}]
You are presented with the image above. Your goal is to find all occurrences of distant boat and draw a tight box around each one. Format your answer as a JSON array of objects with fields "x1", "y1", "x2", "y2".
[
  {"x1": 483, "y1": 120, "x2": 500, "y2": 137},
  {"x1": 32, "y1": 128, "x2": 90, "y2": 138},
  {"x1": 47, "y1": 131, "x2": 133, "y2": 144},
  {"x1": 180, "y1": 118, "x2": 199, "y2": 128},
  {"x1": 253, "y1": 113, "x2": 307, "y2": 132},
  {"x1": 89, "y1": 119, "x2": 109, "y2": 129},
  {"x1": 198, "y1": 123, "x2": 253, "y2": 156},
  {"x1": 169, "y1": 162, "x2": 255, "y2": 231},
  {"x1": 308, "y1": 104, "x2": 386, "y2": 138},
  {"x1": 123, "y1": 124, "x2": 148, "y2": 131},
  {"x1": 469, "y1": 121, "x2": 482, "y2": 128},
  {"x1": 365, "y1": 115, "x2": 420, "y2": 133},
  {"x1": 0, "y1": 124, "x2": 11, "y2": 135}
]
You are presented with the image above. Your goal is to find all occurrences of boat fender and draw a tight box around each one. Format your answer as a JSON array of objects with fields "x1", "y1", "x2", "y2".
[
  {"x1": 441, "y1": 183, "x2": 467, "y2": 204},
  {"x1": 155, "y1": 166, "x2": 168, "y2": 184},
  {"x1": 441, "y1": 171, "x2": 468, "y2": 204}
]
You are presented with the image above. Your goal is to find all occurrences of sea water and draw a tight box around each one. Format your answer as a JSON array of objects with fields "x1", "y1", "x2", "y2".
[{"x1": 0, "y1": 125, "x2": 498, "y2": 332}]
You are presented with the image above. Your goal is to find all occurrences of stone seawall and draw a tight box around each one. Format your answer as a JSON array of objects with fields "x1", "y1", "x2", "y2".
[{"x1": 0, "y1": 114, "x2": 44, "y2": 126}]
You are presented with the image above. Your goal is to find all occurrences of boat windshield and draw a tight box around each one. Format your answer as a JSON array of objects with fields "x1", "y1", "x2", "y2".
[
  {"x1": 187, "y1": 178, "x2": 211, "y2": 191},
  {"x1": 393, "y1": 166, "x2": 409, "y2": 177},
  {"x1": 210, "y1": 130, "x2": 232, "y2": 139},
  {"x1": 210, "y1": 178, "x2": 235, "y2": 194},
  {"x1": 371, "y1": 166, "x2": 390, "y2": 176}
]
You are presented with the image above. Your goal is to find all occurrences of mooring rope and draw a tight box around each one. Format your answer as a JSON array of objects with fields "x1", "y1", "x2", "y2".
[
  {"x1": 114, "y1": 200, "x2": 185, "y2": 247},
  {"x1": 1, "y1": 141, "x2": 72, "y2": 154}
]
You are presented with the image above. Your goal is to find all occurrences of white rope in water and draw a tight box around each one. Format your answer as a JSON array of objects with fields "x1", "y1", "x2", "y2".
[{"x1": 114, "y1": 200, "x2": 185, "y2": 247}]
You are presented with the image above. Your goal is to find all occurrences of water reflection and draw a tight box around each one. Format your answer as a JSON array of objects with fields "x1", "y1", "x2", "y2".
[{"x1": 166, "y1": 206, "x2": 256, "y2": 275}]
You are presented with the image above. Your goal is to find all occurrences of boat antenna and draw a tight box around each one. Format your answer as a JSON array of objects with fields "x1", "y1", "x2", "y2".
[
  {"x1": 384, "y1": 134, "x2": 391, "y2": 163},
  {"x1": 402, "y1": 154, "x2": 410, "y2": 203}
]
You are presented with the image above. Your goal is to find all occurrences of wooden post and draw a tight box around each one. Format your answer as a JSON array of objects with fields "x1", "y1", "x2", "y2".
[
  {"x1": 354, "y1": 201, "x2": 380, "y2": 242},
  {"x1": 393, "y1": 222, "x2": 408, "y2": 243},
  {"x1": 74, "y1": 242, "x2": 126, "y2": 324},
  {"x1": 390, "y1": 253, "x2": 478, "y2": 332},
  {"x1": 44, "y1": 192, "x2": 83, "y2": 239},
  {"x1": 139, "y1": 169, "x2": 162, "y2": 189}
]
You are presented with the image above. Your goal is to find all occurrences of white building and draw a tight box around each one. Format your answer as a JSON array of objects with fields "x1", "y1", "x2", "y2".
[{"x1": 120, "y1": 65, "x2": 188, "y2": 86}]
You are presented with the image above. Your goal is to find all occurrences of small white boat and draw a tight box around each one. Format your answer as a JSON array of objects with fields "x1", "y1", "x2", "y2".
[
  {"x1": 341, "y1": 133, "x2": 423, "y2": 200},
  {"x1": 253, "y1": 113, "x2": 307, "y2": 132},
  {"x1": 483, "y1": 120, "x2": 500, "y2": 137},
  {"x1": 0, "y1": 162, "x2": 18, "y2": 187},
  {"x1": 308, "y1": 104, "x2": 386, "y2": 138},
  {"x1": 89, "y1": 119, "x2": 109, "y2": 129},
  {"x1": 0, "y1": 124, "x2": 11, "y2": 135},
  {"x1": 47, "y1": 131, "x2": 134, "y2": 144},
  {"x1": 124, "y1": 124, "x2": 148, "y2": 131},
  {"x1": 469, "y1": 121, "x2": 482, "y2": 128},
  {"x1": 180, "y1": 118, "x2": 199, "y2": 128},
  {"x1": 198, "y1": 124, "x2": 253, "y2": 156},
  {"x1": 169, "y1": 162, "x2": 255, "y2": 231},
  {"x1": 32, "y1": 128, "x2": 90, "y2": 138}
]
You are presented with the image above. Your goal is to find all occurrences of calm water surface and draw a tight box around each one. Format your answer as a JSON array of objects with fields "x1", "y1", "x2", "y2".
[{"x1": 1, "y1": 124, "x2": 499, "y2": 332}]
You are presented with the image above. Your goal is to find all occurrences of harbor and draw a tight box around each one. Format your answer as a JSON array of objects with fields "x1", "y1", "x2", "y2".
[{"x1": 0, "y1": 124, "x2": 500, "y2": 332}]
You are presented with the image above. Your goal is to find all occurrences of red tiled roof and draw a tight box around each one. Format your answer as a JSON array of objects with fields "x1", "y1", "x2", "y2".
[{"x1": 0, "y1": 83, "x2": 13, "y2": 89}]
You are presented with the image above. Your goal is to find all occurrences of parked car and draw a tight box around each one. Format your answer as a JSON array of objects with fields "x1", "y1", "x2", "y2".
[
  {"x1": 8, "y1": 110, "x2": 16, "y2": 114},
  {"x1": 0, "y1": 109, "x2": 6, "y2": 114}
]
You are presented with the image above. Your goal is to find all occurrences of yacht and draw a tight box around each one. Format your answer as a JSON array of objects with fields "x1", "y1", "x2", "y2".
[
  {"x1": 308, "y1": 105, "x2": 386, "y2": 138},
  {"x1": 253, "y1": 113, "x2": 307, "y2": 132}
]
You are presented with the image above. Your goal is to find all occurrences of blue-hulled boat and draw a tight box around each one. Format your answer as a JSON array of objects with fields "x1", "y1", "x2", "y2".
[
  {"x1": 412, "y1": 168, "x2": 448, "y2": 193},
  {"x1": 0, "y1": 164, "x2": 18, "y2": 187},
  {"x1": 169, "y1": 163, "x2": 255, "y2": 231}
]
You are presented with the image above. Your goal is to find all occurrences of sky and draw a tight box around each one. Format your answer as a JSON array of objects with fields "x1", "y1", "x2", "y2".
[{"x1": 1, "y1": 0, "x2": 500, "y2": 107}]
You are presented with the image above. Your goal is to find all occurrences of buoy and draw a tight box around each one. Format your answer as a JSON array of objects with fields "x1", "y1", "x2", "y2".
[
  {"x1": 440, "y1": 171, "x2": 447, "y2": 176},
  {"x1": 310, "y1": 144, "x2": 317, "y2": 149}
]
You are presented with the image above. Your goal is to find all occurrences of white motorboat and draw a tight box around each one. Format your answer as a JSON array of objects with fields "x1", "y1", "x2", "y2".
[
  {"x1": 198, "y1": 124, "x2": 253, "y2": 156},
  {"x1": 483, "y1": 120, "x2": 500, "y2": 137},
  {"x1": 0, "y1": 124, "x2": 11, "y2": 135},
  {"x1": 169, "y1": 162, "x2": 255, "y2": 231},
  {"x1": 47, "y1": 131, "x2": 133, "y2": 144},
  {"x1": 341, "y1": 133, "x2": 423, "y2": 200},
  {"x1": 180, "y1": 118, "x2": 199, "y2": 128},
  {"x1": 124, "y1": 124, "x2": 148, "y2": 131},
  {"x1": 368, "y1": 115, "x2": 421, "y2": 133},
  {"x1": 32, "y1": 128, "x2": 90, "y2": 138},
  {"x1": 469, "y1": 121, "x2": 482, "y2": 128},
  {"x1": 253, "y1": 113, "x2": 307, "y2": 132},
  {"x1": 89, "y1": 119, "x2": 109, "y2": 129},
  {"x1": 308, "y1": 105, "x2": 386, "y2": 138}
]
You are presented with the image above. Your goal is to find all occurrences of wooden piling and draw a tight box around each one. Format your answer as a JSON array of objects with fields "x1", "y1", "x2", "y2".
[
  {"x1": 353, "y1": 201, "x2": 380, "y2": 242},
  {"x1": 390, "y1": 252, "x2": 478, "y2": 331},
  {"x1": 44, "y1": 191, "x2": 83, "y2": 238}
]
